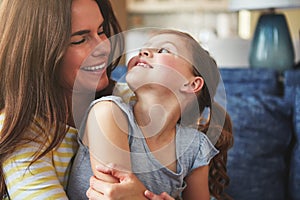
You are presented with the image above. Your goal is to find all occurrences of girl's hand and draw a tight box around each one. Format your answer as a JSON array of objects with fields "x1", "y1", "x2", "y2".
[{"x1": 144, "y1": 190, "x2": 175, "y2": 200}]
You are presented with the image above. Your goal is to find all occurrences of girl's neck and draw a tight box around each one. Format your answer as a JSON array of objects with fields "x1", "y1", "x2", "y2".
[
  {"x1": 133, "y1": 90, "x2": 180, "y2": 141},
  {"x1": 133, "y1": 91, "x2": 179, "y2": 172}
]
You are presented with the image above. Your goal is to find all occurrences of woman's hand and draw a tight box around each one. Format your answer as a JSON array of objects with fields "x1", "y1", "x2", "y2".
[
  {"x1": 87, "y1": 163, "x2": 174, "y2": 200},
  {"x1": 86, "y1": 163, "x2": 148, "y2": 200},
  {"x1": 144, "y1": 190, "x2": 175, "y2": 200}
]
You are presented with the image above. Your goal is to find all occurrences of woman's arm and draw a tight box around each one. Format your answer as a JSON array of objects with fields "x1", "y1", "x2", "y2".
[
  {"x1": 3, "y1": 143, "x2": 68, "y2": 199},
  {"x1": 182, "y1": 165, "x2": 210, "y2": 200},
  {"x1": 87, "y1": 164, "x2": 147, "y2": 200}
]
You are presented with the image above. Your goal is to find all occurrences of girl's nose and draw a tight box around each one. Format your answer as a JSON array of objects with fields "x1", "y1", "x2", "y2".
[{"x1": 139, "y1": 48, "x2": 152, "y2": 57}]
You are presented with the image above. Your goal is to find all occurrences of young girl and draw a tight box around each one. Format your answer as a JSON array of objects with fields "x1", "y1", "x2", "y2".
[{"x1": 80, "y1": 29, "x2": 233, "y2": 200}]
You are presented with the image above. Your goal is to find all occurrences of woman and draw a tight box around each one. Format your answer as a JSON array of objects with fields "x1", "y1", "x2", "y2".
[{"x1": 0, "y1": 0, "x2": 132, "y2": 199}]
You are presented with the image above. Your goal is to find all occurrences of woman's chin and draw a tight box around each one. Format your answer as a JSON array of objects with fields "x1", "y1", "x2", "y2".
[{"x1": 95, "y1": 75, "x2": 109, "y2": 92}]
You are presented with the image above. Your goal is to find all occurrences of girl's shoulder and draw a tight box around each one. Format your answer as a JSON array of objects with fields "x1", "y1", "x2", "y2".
[
  {"x1": 176, "y1": 125, "x2": 219, "y2": 168},
  {"x1": 92, "y1": 95, "x2": 133, "y2": 119}
]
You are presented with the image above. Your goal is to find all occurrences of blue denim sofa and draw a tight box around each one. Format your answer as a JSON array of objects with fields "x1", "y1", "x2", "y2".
[
  {"x1": 220, "y1": 68, "x2": 300, "y2": 200},
  {"x1": 112, "y1": 67, "x2": 300, "y2": 200}
]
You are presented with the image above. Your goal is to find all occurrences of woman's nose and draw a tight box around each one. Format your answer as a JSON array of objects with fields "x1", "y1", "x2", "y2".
[
  {"x1": 139, "y1": 48, "x2": 152, "y2": 57},
  {"x1": 92, "y1": 36, "x2": 111, "y2": 57}
]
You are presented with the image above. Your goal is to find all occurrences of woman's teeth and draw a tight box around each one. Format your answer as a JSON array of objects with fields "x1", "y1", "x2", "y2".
[{"x1": 82, "y1": 63, "x2": 106, "y2": 71}]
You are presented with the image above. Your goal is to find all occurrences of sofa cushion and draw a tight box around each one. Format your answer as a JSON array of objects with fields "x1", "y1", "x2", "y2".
[
  {"x1": 219, "y1": 68, "x2": 280, "y2": 96},
  {"x1": 284, "y1": 69, "x2": 300, "y2": 105},
  {"x1": 224, "y1": 93, "x2": 292, "y2": 200},
  {"x1": 289, "y1": 86, "x2": 300, "y2": 200},
  {"x1": 284, "y1": 70, "x2": 300, "y2": 199},
  {"x1": 111, "y1": 65, "x2": 127, "y2": 82}
]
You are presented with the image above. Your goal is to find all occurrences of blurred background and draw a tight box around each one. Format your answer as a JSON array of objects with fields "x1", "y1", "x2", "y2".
[{"x1": 110, "y1": 0, "x2": 300, "y2": 68}]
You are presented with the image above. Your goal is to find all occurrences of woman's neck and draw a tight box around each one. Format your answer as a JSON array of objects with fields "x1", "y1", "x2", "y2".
[{"x1": 67, "y1": 91, "x2": 96, "y2": 128}]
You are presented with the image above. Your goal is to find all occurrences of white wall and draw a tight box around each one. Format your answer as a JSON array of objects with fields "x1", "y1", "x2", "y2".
[{"x1": 125, "y1": 30, "x2": 300, "y2": 68}]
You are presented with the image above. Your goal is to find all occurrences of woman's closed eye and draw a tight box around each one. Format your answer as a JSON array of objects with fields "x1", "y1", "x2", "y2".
[
  {"x1": 70, "y1": 26, "x2": 106, "y2": 45},
  {"x1": 97, "y1": 26, "x2": 105, "y2": 36},
  {"x1": 71, "y1": 37, "x2": 86, "y2": 45},
  {"x1": 70, "y1": 30, "x2": 90, "y2": 45}
]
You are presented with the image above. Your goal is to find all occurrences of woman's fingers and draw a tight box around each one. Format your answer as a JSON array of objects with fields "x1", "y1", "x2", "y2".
[
  {"x1": 86, "y1": 185, "x2": 104, "y2": 200},
  {"x1": 94, "y1": 165, "x2": 119, "y2": 183},
  {"x1": 89, "y1": 175, "x2": 113, "y2": 195},
  {"x1": 159, "y1": 192, "x2": 175, "y2": 200},
  {"x1": 92, "y1": 165, "x2": 148, "y2": 200},
  {"x1": 91, "y1": 164, "x2": 174, "y2": 200},
  {"x1": 95, "y1": 163, "x2": 131, "y2": 183},
  {"x1": 144, "y1": 190, "x2": 175, "y2": 200}
]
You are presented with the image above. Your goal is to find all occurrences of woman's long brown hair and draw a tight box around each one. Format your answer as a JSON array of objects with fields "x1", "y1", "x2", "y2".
[{"x1": 0, "y1": 0, "x2": 123, "y2": 198}]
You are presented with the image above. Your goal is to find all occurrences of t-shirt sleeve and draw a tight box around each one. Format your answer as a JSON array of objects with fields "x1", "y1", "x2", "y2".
[
  {"x1": 3, "y1": 143, "x2": 68, "y2": 200},
  {"x1": 191, "y1": 133, "x2": 219, "y2": 169}
]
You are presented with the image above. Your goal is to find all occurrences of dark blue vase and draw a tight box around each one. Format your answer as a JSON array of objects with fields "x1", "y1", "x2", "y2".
[{"x1": 249, "y1": 12, "x2": 295, "y2": 71}]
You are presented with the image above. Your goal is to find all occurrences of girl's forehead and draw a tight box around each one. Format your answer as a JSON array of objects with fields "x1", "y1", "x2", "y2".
[
  {"x1": 147, "y1": 33, "x2": 185, "y2": 46},
  {"x1": 146, "y1": 33, "x2": 194, "y2": 63}
]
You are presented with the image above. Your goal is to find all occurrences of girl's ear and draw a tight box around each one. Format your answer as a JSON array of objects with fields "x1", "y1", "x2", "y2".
[{"x1": 180, "y1": 76, "x2": 204, "y2": 93}]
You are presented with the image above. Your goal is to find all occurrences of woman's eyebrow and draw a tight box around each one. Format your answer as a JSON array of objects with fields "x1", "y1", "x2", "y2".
[
  {"x1": 71, "y1": 22, "x2": 104, "y2": 37},
  {"x1": 71, "y1": 30, "x2": 90, "y2": 36}
]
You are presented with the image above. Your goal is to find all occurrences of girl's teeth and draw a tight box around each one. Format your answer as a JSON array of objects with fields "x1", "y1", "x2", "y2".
[
  {"x1": 137, "y1": 63, "x2": 150, "y2": 68},
  {"x1": 83, "y1": 63, "x2": 106, "y2": 71}
]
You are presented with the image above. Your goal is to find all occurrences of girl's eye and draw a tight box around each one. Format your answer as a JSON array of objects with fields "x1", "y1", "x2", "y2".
[{"x1": 157, "y1": 48, "x2": 171, "y2": 54}]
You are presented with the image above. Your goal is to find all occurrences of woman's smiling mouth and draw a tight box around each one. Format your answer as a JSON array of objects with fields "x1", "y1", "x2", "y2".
[{"x1": 81, "y1": 63, "x2": 106, "y2": 71}]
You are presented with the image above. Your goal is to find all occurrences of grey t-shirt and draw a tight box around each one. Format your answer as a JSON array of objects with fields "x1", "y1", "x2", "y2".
[{"x1": 67, "y1": 96, "x2": 218, "y2": 199}]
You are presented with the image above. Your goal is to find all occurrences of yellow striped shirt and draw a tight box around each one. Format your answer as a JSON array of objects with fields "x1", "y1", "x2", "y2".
[{"x1": 1, "y1": 113, "x2": 78, "y2": 200}]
